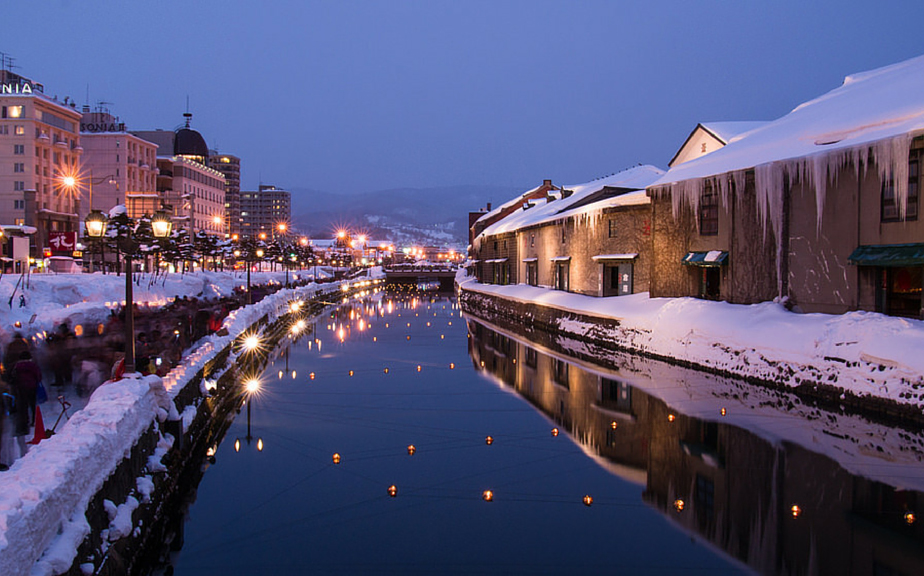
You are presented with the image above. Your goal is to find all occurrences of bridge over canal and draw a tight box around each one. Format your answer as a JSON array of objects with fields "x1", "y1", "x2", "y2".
[{"x1": 383, "y1": 263, "x2": 457, "y2": 290}]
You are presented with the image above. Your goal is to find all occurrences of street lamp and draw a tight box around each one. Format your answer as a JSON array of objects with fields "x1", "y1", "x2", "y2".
[
  {"x1": 100, "y1": 210, "x2": 172, "y2": 375},
  {"x1": 84, "y1": 209, "x2": 108, "y2": 274}
]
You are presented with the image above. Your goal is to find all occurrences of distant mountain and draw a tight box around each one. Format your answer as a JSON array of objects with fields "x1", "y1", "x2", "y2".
[{"x1": 288, "y1": 185, "x2": 521, "y2": 247}]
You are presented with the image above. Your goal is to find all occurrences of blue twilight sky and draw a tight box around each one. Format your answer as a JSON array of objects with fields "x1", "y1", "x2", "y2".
[{"x1": 6, "y1": 1, "x2": 924, "y2": 198}]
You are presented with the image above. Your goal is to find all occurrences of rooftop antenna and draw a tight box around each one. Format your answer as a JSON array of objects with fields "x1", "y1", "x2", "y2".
[
  {"x1": 184, "y1": 96, "x2": 192, "y2": 127},
  {"x1": 1, "y1": 53, "x2": 19, "y2": 74}
]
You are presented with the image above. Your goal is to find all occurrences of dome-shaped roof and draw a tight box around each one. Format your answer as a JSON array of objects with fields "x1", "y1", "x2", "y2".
[{"x1": 174, "y1": 127, "x2": 208, "y2": 159}]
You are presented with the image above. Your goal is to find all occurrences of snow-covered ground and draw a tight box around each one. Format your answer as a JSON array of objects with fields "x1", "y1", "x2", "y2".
[
  {"x1": 457, "y1": 274, "x2": 924, "y2": 412},
  {"x1": 0, "y1": 268, "x2": 332, "y2": 345},
  {"x1": 0, "y1": 267, "x2": 371, "y2": 576}
]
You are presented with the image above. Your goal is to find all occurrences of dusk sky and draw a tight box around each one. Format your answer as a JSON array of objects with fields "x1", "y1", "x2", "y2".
[{"x1": 8, "y1": 1, "x2": 924, "y2": 199}]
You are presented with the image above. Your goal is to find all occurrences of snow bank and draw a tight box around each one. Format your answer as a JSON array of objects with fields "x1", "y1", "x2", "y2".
[
  {"x1": 458, "y1": 276, "x2": 924, "y2": 410},
  {"x1": 0, "y1": 375, "x2": 169, "y2": 576}
]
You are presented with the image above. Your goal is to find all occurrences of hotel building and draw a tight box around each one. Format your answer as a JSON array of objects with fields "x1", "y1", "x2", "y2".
[
  {"x1": 240, "y1": 184, "x2": 290, "y2": 238},
  {"x1": 208, "y1": 152, "x2": 241, "y2": 237},
  {"x1": 78, "y1": 106, "x2": 159, "y2": 221},
  {"x1": 133, "y1": 117, "x2": 226, "y2": 238},
  {"x1": 0, "y1": 70, "x2": 82, "y2": 256}
]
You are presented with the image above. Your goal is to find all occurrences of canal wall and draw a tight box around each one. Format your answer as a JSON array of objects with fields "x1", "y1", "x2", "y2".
[
  {"x1": 0, "y1": 277, "x2": 383, "y2": 576},
  {"x1": 457, "y1": 279, "x2": 924, "y2": 427}
]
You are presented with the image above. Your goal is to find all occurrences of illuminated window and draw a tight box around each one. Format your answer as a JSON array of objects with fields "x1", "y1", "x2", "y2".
[
  {"x1": 14, "y1": 126, "x2": 23, "y2": 135},
  {"x1": 2, "y1": 105, "x2": 24, "y2": 118}
]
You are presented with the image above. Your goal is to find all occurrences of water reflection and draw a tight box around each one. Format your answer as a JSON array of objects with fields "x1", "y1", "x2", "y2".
[
  {"x1": 466, "y1": 318, "x2": 924, "y2": 576},
  {"x1": 167, "y1": 290, "x2": 753, "y2": 575}
]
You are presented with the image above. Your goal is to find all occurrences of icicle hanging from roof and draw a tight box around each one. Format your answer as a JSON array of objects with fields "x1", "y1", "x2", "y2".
[{"x1": 658, "y1": 133, "x2": 916, "y2": 236}]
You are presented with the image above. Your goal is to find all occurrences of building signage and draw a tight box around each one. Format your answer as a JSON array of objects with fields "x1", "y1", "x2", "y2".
[
  {"x1": 48, "y1": 231, "x2": 77, "y2": 253},
  {"x1": 81, "y1": 121, "x2": 126, "y2": 133},
  {"x1": 1, "y1": 83, "x2": 34, "y2": 95}
]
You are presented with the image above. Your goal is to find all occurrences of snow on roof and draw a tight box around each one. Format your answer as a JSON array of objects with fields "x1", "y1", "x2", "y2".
[
  {"x1": 699, "y1": 121, "x2": 769, "y2": 144},
  {"x1": 474, "y1": 183, "x2": 546, "y2": 225},
  {"x1": 650, "y1": 53, "x2": 924, "y2": 241},
  {"x1": 0, "y1": 225, "x2": 36, "y2": 235},
  {"x1": 652, "y1": 53, "x2": 924, "y2": 189},
  {"x1": 548, "y1": 189, "x2": 650, "y2": 224},
  {"x1": 479, "y1": 165, "x2": 664, "y2": 238}
]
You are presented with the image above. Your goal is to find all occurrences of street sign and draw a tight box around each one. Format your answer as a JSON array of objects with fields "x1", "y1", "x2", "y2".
[{"x1": 49, "y1": 231, "x2": 77, "y2": 254}]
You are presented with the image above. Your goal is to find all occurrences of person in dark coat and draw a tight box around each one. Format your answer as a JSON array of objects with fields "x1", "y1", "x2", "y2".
[
  {"x1": 3, "y1": 332, "x2": 29, "y2": 382},
  {"x1": 50, "y1": 322, "x2": 75, "y2": 387},
  {"x1": 11, "y1": 351, "x2": 41, "y2": 428}
]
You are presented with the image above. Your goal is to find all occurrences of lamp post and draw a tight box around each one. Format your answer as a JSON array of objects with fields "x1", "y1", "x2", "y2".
[
  {"x1": 241, "y1": 239, "x2": 264, "y2": 306},
  {"x1": 85, "y1": 210, "x2": 108, "y2": 274},
  {"x1": 90, "y1": 210, "x2": 172, "y2": 375}
]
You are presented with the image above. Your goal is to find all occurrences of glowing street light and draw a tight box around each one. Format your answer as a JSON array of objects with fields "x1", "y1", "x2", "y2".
[
  {"x1": 240, "y1": 377, "x2": 262, "y2": 447},
  {"x1": 243, "y1": 334, "x2": 261, "y2": 353}
]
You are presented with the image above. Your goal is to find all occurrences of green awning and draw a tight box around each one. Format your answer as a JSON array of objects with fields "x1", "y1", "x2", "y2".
[
  {"x1": 848, "y1": 243, "x2": 924, "y2": 267},
  {"x1": 681, "y1": 251, "x2": 728, "y2": 267}
]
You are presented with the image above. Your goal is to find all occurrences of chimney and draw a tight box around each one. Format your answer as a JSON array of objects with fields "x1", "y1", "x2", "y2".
[
  {"x1": 486, "y1": 202, "x2": 492, "y2": 211},
  {"x1": 543, "y1": 179, "x2": 552, "y2": 187}
]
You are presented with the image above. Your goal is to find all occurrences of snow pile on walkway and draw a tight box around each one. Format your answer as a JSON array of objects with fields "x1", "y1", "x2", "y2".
[
  {"x1": 459, "y1": 277, "x2": 924, "y2": 410},
  {"x1": 0, "y1": 375, "x2": 170, "y2": 576}
]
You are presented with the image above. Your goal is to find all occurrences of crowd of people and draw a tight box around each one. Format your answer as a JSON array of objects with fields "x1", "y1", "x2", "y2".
[{"x1": 0, "y1": 293, "x2": 243, "y2": 470}]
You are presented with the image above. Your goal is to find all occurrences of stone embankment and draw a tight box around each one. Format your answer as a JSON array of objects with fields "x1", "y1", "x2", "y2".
[
  {"x1": 458, "y1": 282, "x2": 924, "y2": 428},
  {"x1": 0, "y1": 278, "x2": 382, "y2": 576}
]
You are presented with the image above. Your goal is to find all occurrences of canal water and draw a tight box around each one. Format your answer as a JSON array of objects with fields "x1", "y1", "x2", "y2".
[{"x1": 164, "y1": 290, "x2": 924, "y2": 575}]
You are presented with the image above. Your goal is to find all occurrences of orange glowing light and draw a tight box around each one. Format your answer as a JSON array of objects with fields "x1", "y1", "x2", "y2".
[
  {"x1": 449, "y1": 363, "x2": 454, "y2": 369},
  {"x1": 332, "y1": 453, "x2": 341, "y2": 464},
  {"x1": 407, "y1": 445, "x2": 416, "y2": 455},
  {"x1": 791, "y1": 505, "x2": 802, "y2": 519},
  {"x1": 551, "y1": 428, "x2": 559, "y2": 437},
  {"x1": 388, "y1": 485, "x2": 398, "y2": 497},
  {"x1": 485, "y1": 436, "x2": 494, "y2": 445},
  {"x1": 668, "y1": 414, "x2": 676, "y2": 422},
  {"x1": 482, "y1": 490, "x2": 494, "y2": 502},
  {"x1": 720, "y1": 407, "x2": 727, "y2": 416},
  {"x1": 583, "y1": 495, "x2": 593, "y2": 507},
  {"x1": 905, "y1": 511, "x2": 916, "y2": 525},
  {"x1": 349, "y1": 370, "x2": 354, "y2": 377},
  {"x1": 416, "y1": 365, "x2": 421, "y2": 372},
  {"x1": 610, "y1": 421, "x2": 618, "y2": 430},
  {"x1": 310, "y1": 372, "x2": 316, "y2": 380},
  {"x1": 383, "y1": 367, "x2": 389, "y2": 374},
  {"x1": 674, "y1": 499, "x2": 685, "y2": 512}
]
